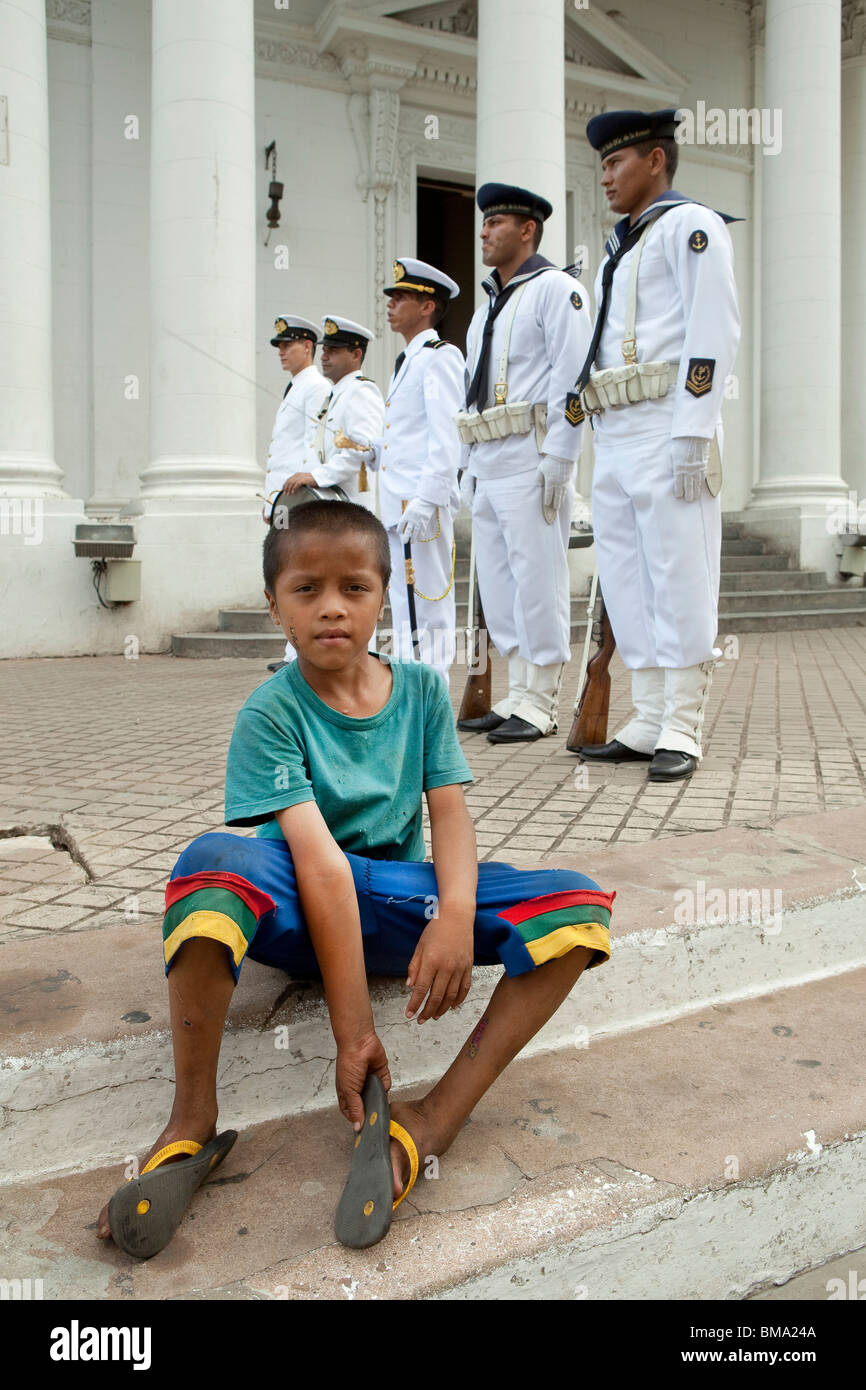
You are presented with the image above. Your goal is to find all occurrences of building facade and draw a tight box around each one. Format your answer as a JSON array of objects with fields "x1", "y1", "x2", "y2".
[{"x1": 0, "y1": 0, "x2": 863, "y2": 656}]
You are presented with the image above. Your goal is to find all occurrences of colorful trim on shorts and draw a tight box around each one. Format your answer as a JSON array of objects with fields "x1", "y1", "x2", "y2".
[
  {"x1": 162, "y1": 871, "x2": 276, "y2": 972},
  {"x1": 497, "y1": 888, "x2": 615, "y2": 970}
]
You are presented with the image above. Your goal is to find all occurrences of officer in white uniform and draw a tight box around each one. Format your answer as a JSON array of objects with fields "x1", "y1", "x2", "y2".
[
  {"x1": 576, "y1": 109, "x2": 741, "y2": 780},
  {"x1": 281, "y1": 316, "x2": 384, "y2": 509},
  {"x1": 457, "y1": 183, "x2": 594, "y2": 743},
  {"x1": 264, "y1": 314, "x2": 331, "y2": 670},
  {"x1": 367, "y1": 258, "x2": 465, "y2": 680},
  {"x1": 263, "y1": 315, "x2": 331, "y2": 517}
]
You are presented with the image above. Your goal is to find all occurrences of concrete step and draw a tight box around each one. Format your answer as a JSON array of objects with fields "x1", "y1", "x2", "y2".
[
  {"x1": 722, "y1": 554, "x2": 790, "y2": 572},
  {"x1": 718, "y1": 588, "x2": 866, "y2": 614},
  {"x1": 721, "y1": 521, "x2": 742, "y2": 540},
  {"x1": 720, "y1": 570, "x2": 828, "y2": 593},
  {"x1": 721, "y1": 538, "x2": 768, "y2": 556},
  {"x1": 171, "y1": 632, "x2": 287, "y2": 658},
  {"x1": 3, "y1": 806, "x2": 864, "y2": 1185},
  {"x1": 716, "y1": 608, "x2": 866, "y2": 633},
  {"x1": 3, "y1": 966, "x2": 863, "y2": 1299}
]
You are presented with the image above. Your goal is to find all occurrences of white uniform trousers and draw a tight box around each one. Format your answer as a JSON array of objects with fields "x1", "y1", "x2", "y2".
[
  {"x1": 616, "y1": 662, "x2": 717, "y2": 760},
  {"x1": 471, "y1": 469, "x2": 572, "y2": 733},
  {"x1": 591, "y1": 429, "x2": 721, "y2": 670},
  {"x1": 383, "y1": 514, "x2": 456, "y2": 681}
]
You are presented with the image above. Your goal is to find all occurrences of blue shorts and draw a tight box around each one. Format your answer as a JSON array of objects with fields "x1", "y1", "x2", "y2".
[{"x1": 162, "y1": 833, "x2": 614, "y2": 983}]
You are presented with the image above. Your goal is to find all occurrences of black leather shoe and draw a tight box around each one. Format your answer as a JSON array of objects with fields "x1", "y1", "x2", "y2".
[
  {"x1": 648, "y1": 749, "x2": 697, "y2": 781},
  {"x1": 267, "y1": 659, "x2": 291, "y2": 672},
  {"x1": 457, "y1": 711, "x2": 505, "y2": 733},
  {"x1": 577, "y1": 739, "x2": 652, "y2": 763},
  {"x1": 487, "y1": 715, "x2": 546, "y2": 743}
]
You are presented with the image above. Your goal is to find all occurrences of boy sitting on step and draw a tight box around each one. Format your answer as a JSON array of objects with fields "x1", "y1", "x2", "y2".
[{"x1": 97, "y1": 500, "x2": 614, "y2": 1255}]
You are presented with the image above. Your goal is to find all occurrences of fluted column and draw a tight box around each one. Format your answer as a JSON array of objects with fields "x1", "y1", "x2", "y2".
[
  {"x1": 140, "y1": 0, "x2": 259, "y2": 497},
  {"x1": 750, "y1": 0, "x2": 847, "y2": 523},
  {"x1": 0, "y1": 0, "x2": 65, "y2": 496},
  {"x1": 476, "y1": 0, "x2": 566, "y2": 267},
  {"x1": 841, "y1": 49, "x2": 866, "y2": 500}
]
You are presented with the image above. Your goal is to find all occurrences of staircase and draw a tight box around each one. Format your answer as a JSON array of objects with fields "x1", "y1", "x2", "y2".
[
  {"x1": 170, "y1": 522, "x2": 866, "y2": 656},
  {"x1": 719, "y1": 521, "x2": 866, "y2": 632}
]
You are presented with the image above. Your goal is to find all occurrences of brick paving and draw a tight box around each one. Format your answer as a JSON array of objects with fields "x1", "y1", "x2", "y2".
[{"x1": 2, "y1": 626, "x2": 866, "y2": 942}]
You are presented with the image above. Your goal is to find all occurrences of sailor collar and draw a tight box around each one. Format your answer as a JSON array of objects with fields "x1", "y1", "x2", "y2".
[
  {"x1": 482, "y1": 253, "x2": 555, "y2": 300},
  {"x1": 605, "y1": 190, "x2": 739, "y2": 257}
]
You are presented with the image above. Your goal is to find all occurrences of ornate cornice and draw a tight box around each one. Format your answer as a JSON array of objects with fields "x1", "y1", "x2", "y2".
[
  {"x1": 46, "y1": 0, "x2": 91, "y2": 45},
  {"x1": 842, "y1": 0, "x2": 866, "y2": 58}
]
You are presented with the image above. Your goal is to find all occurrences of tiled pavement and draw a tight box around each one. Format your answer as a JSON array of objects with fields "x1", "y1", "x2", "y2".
[{"x1": 2, "y1": 626, "x2": 866, "y2": 942}]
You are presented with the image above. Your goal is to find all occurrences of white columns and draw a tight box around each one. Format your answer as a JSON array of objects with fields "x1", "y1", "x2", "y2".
[
  {"x1": 841, "y1": 56, "x2": 866, "y2": 502},
  {"x1": 750, "y1": 0, "x2": 847, "y2": 552},
  {"x1": 140, "y1": 0, "x2": 259, "y2": 497},
  {"x1": 0, "y1": 0, "x2": 65, "y2": 496},
  {"x1": 476, "y1": 0, "x2": 566, "y2": 267}
]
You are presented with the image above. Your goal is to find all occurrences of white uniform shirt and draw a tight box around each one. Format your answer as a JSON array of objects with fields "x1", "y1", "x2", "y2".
[
  {"x1": 265, "y1": 362, "x2": 331, "y2": 495},
  {"x1": 464, "y1": 261, "x2": 594, "y2": 479},
  {"x1": 376, "y1": 328, "x2": 465, "y2": 528},
  {"x1": 592, "y1": 201, "x2": 740, "y2": 445},
  {"x1": 310, "y1": 370, "x2": 385, "y2": 501}
]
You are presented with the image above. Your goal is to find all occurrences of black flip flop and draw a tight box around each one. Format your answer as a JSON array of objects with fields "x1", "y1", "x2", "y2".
[
  {"x1": 107, "y1": 1130, "x2": 237, "y2": 1260},
  {"x1": 334, "y1": 1076, "x2": 420, "y2": 1248}
]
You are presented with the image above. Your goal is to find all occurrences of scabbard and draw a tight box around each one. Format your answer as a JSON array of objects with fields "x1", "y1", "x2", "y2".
[{"x1": 404, "y1": 539, "x2": 420, "y2": 656}]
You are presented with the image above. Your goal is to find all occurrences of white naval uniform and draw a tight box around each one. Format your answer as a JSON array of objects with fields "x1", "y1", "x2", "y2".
[
  {"x1": 589, "y1": 197, "x2": 740, "y2": 757},
  {"x1": 264, "y1": 362, "x2": 331, "y2": 501},
  {"x1": 374, "y1": 328, "x2": 464, "y2": 679},
  {"x1": 464, "y1": 258, "x2": 593, "y2": 733},
  {"x1": 309, "y1": 370, "x2": 384, "y2": 510},
  {"x1": 265, "y1": 362, "x2": 331, "y2": 663}
]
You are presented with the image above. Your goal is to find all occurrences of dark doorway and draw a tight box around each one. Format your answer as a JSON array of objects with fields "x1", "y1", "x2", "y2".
[{"x1": 416, "y1": 177, "x2": 475, "y2": 355}]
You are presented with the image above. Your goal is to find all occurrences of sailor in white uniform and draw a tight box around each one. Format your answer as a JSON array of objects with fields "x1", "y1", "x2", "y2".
[
  {"x1": 263, "y1": 315, "x2": 331, "y2": 518},
  {"x1": 282, "y1": 316, "x2": 384, "y2": 509},
  {"x1": 263, "y1": 314, "x2": 331, "y2": 671},
  {"x1": 366, "y1": 258, "x2": 465, "y2": 680},
  {"x1": 576, "y1": 109, "x2": 741, "y2": 780},
  {"x1": 456, "y1": 183, "x2": 594, "y2": 743}
]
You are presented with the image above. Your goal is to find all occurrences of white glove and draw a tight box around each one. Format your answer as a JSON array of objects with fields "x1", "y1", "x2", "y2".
[
  {"x1": 364, "y1": 440, "x2": 382, "y2": 473},
  {"x1": 459, "y1": 470, "x2": 475, "y2": 513},
  {"x1": 396, "y1": 497, "x2": 439, "y2": 543},
  {"x1": 672, "y1": 436, "x2": 710, "y2": 502},
  {"x1": 537, "y1": 454, "x2": 574, "y2": 525}
]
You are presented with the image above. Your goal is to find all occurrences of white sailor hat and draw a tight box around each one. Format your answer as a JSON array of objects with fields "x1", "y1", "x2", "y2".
[
  {"x1": 320, "y1": 316, "x2": 376, "y2": 349},
  {"x1": 383, "y1": 258, "x2": 460, "y2": 300},
  {"x1": 270, "y1": 314, "x2": 320, "y2": 346}
]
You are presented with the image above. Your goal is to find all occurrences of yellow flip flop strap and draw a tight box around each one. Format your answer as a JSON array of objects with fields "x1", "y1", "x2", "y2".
[
  {"x1": 390, "y1": 1121, "x2": 419, "y2": 1210},
  {"x1": 139, "y1": 1140, "x2": 203, "y2": 1176}
]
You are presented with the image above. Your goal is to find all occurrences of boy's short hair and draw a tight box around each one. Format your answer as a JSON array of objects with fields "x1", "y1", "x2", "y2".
[{"x1": 263, "y1": 499, "x2": 392, "y2": 593}]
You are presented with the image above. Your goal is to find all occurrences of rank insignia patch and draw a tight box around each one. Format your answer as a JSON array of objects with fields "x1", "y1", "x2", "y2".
[
  {"x1": 689, "y1": 229, "x2": 709, "y2": 253},
  {"x1": 565, "y1": 391, "x2": 585, "y2": 426},
  {"x1": 571, "y1": 290, "x2": 583, "y2": 310},
  {"x1": 685, "y1": 358, "x2": 715, "y2": 396}
]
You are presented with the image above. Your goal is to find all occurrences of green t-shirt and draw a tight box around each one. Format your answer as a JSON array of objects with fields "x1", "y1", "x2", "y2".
[{"x1": 224, "y1": 655, "x2": 473, "y2": 862}]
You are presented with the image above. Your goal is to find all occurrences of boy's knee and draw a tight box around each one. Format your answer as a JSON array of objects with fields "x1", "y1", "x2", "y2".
[{"x1": 173, "y1": 832, "x2": 251, "y2": 881}]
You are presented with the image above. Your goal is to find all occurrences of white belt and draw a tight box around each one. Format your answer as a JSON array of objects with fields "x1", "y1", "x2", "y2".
[{"x1": 581, "y1": 224, "x2": 679, "y2": 414}]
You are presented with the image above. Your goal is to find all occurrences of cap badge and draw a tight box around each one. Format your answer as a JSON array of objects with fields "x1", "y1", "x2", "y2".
[
  {"x1": 274, "y1": 318, "x2": 288, "y2": 336},
  {"x1": 393, "y1": 261, "x2": 406, "y2": 282},
  {"x1": 323, "y1": 319, "x2": 339, "y2": 336}
]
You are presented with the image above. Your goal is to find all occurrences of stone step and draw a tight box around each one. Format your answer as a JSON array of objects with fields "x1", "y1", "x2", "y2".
[
  {"x1": 721, "y1": 521, "x2": 742, "y2": 539},
  {"x1": 716, "y1": 608, "x2": 866, "y2": 633},
  {"x1": 722, "y1": 554, "x2": 790, "y2": 572},
  {"x1": 719, "y1": 569, "x2": 827, "y2": 592},
  {"x1": 718, "y1": 588, "x2": 866, "y2": 615},
  {"x1": 4, "y1": 965, "x2": 863, "y2": 1299},
  {"x1": 173, "y1": 618, "x2": 594, "y2": 657},
  {"x1": 3, "y1": 807, "x2": 863, "y2": 1185},
  {"x1": 721, "y1": 537, "x2": 769, "y2": 555}
]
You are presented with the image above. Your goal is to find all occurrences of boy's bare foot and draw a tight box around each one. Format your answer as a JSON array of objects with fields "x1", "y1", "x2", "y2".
[
  {"x1": 389, "y1": 1098, "x2": 454, "y2": 1204},
  {"x1": 95, "y1": 1109, "x2": 218, "y2": 1243}
]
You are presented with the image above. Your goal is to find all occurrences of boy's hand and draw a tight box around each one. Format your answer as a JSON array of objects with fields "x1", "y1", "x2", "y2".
[
  {"x1": 336, "y1": 1031, "x2": 391, "y2": 1132},
  {"x1": 405, "y1": 916, "x2": 474, "y2": 1024}
]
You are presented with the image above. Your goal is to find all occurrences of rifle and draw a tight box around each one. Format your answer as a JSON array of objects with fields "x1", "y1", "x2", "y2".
[
  {"x1": 566, "y1": 574, "x2": 616, "y2": 751},
  {"x1": 458, "y1": 527, "x2": 492, "y2": 721}
]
